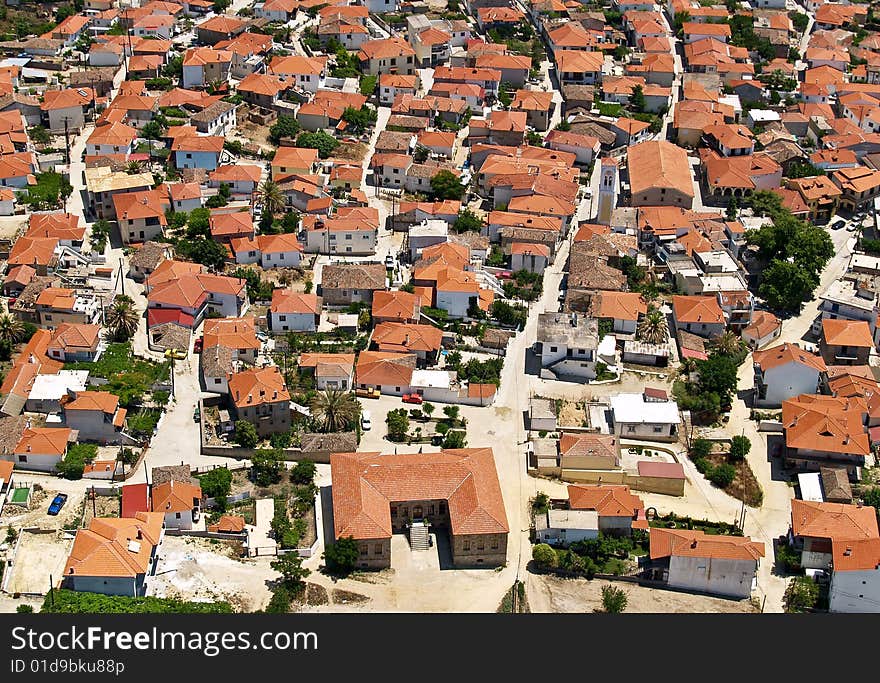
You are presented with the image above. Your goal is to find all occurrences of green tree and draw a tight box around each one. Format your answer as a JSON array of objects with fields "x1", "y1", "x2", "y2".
[
  {"x1": 309, "y1": 389, "x2": 360, "y2": 432},
  {"x1": 323, "y1": 536, "x2": 359, "y2": 574},
  {"x1": 690, "y1": 438, "x2": 713, "y2": 460},
  {"x1": 430, "y1": 170, "x2": 465, "y2": 200},
  {"x1": 199, "y1": 467, "x2": 232, "y2": 498},
  {"x1": 601, "y1": 584, "x2": 628, "y2": 613},
  {"x1": 790, "y1": 11, "x2": 809, "y2": 33},
  {"x1": 270, "y1": 552, "x2": 310, "y2": 594},
  {"x1": 251, "y1": 448, "x2": 283, "y2": 486},
  {"x1": 296, "y1": 131, "x2": 339, "y2": 158},
  {"x1": 673, "y1": 10, "x2": 691, "y2": 33},
  {"x1": 90, "y1": 219, "x2": 111, "y2": 252},
  {"x1": 256, "y1": 180, "x2": 285, "y2": 217},
  {"x1": 730, "y1": 435, "x2": 751, "y2": 461},
  {"x1": 532, "y1": 543, "x2": 558, "y2": 568},
  {"x1": 386, "y1": 408, "x2": 410, "y2": 441},
  {"x1": 758, "y1": 259, "x2": 819, "y2": 313},
  {"x1": 268, "y1": 114, "x2": 301, "y2": 145},
  {"x1": 105, "y1": 295, "x2": 139, "y2": 342},
  {"x1": 0, "y1": 314, "x2": 24, "y2": 346},
  {"x1": 16, "y1": 604, "x2": 33, "y2": 613},
  {"x1": 637, "y1": 307, "x2": 667, "y2": 345},
  {"x1": 164, "y1": 55, "x2": 183, "y2": 78},
  {"x1": 341, "y1": 106, "x2": 377, "y2": 134},
  {"x1": 709, "y1": 463, "x2": 736, "y2": 488},
  {"x1": 186, "y1": 207, "x2": 211, "y2": 238},
  {"x1": 28, "y1": 125, "x2": 50, "y2": 145},
  {"x1": 57, "y1": 443, "x2": 98, "y2": 480},
  {"x1": 443, "y1": 405, "x2": 459, "y2": 421},
  {"x1": 234, "y1": 420, "x2": 259, "y2": 448},
  {"x1": 726, "y1": 196, "x2": 738, "y2": 221},
  {"x1": 180, "y1": 238, "x2": 227, "y2": 270},
  {"x1": 784, "y1": 576, "x2": 819, "y2": 613},
  {"x1": 291, "y1": 460, "x2": 317, "y2": 485},
  {"x1": 453, "y1": 208, "x2": 482, "y2": 233},
  {"x1": 442, "y1": 429, "x2": 467, "y2": 449},
  {"x1": 422, "y1": 402, "x2": 435, "y2": 419},
  {"x1": 698, "y1": 352, "x2": 740, "y2": 410},
  {"x1": 141, "y1": 120, "x2": 166, "y2": 140},
  {"x1": 629, "y1": 85, "x2": 646, "y2": 113}
]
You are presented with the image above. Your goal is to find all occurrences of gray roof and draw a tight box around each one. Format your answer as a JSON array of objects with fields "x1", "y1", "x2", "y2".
[
  {"x1": 300, "y1": 431, "x2": 357, "y2": 454},
  {"x1": 151, "y1": 464, "x2": 195, "y2": 486},
  {"x1": 129, "y1": 241, "x2": 169, "y2": 271},
  {"x1": 191, "y1": 100, "x2": 236, "y2": 124},
  {"x1": 200, "y1": 344, "x2": 235, "y2": 378},
  {"x1": 321, "y1": 263, "x2": 386, "y2": 290},
  {"x1": 537, "y1": 311, "x2": 599, "y2": 348}
]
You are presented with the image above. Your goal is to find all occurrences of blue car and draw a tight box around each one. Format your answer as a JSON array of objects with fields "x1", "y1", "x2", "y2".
[{"x1": 47, "y1": 493, "x2": 68, "y2": 516}]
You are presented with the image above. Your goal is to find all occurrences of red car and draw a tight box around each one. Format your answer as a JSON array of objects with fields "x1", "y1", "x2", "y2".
[
  {"x1": 193, "y1": 337, "x2": 203, "y2": 354},
  {"x1": 402, "y1": 393, "x2": 423, "y2": 404}
]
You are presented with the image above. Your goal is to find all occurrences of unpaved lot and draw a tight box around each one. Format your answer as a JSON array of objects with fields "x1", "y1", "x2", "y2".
[
  {"x1": 0, "y1": 483, "x2": 86, "y2": 532},
  {"x1": 149, "y1": 536, "x2": 274, "y2": 612},
  {"x1": 527, "y1": 574, "x2": 758, "y2": 614},
  {"x1": 4, "y1": 529, "x2": 73, "y2": 595}
]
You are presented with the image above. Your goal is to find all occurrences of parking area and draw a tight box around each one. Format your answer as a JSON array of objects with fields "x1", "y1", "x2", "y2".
[{"x1": 3, "y1": 528, "x2": 73, "y2": 595}]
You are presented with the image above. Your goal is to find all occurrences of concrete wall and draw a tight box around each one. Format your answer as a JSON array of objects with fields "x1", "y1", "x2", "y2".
[
  {"x1": 667, "y1": 555, "x2": 758, "y2": 598},
  {"x1": 755, "y1": 362, "x2": 820, "y2": 407},
  {"x1": 66, "y1": 575, "x2": 141, "y2": 596},
  {"x1": 830, "y1": 567, "x2": 880, "y2": 613}
]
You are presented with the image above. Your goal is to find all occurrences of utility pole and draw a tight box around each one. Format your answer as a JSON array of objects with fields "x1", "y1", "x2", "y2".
[
  {"x1": 48, "y1": 575, "x2": 54, "y2": 607},
  {"x1": 118, "y1": 256, "x2": 125, "y2": 296}
]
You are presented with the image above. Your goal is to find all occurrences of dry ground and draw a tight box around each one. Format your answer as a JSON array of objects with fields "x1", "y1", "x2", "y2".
[
  {"x1": 4, "y1": 529, "x2": 73, "y2": 595},
  {"x1": 556, "y1": 399, "x2": 586, "y2": 428},
  {"x1": 527, "y1": 574, "x2": 759, "y2": 614},
  {"x1": 149, "y1": 536, "x2": 274, "y2": 613}
]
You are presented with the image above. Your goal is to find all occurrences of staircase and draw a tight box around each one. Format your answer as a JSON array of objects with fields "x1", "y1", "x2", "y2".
[
  {"x1": 409, "y1": 522, "x2": 430, "y2": 551},
  {"x1": 477, "y1": 270, "x2": 506, "y2": 296}
]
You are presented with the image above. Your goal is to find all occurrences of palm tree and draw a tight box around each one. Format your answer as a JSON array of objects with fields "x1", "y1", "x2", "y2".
[
  {"x1": 710, "y1": 330, "x2": 746, "y2": 358},
  {"x1": 257, "y1": 180, "x2": 285, "y2": 216},
  {"x1": 637, "y1": 307, "x2": 668, "y2": 345},
  {"x1": 105, "y1": 295, "x2": 140, "y2": 342},
  {"x1": 125, "y1": 160, "x2": 144, "y2": 175},
  {"x1": 309, "y1": 389, "x2": 360, "y2": 433},
  {"x1": 0, "y1": 314, "x2": 25, "y2": 345}
]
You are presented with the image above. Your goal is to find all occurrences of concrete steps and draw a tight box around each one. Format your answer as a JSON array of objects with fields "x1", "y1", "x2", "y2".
[{"x1": 409, "y1": 522, "x2": 429, "y2": 551}]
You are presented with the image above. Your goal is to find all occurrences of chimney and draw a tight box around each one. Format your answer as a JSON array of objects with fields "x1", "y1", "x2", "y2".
[
  {"x1": 691, "y1": 539, "x2": 698, "y2": 549},
  {"x1": 844, "y1": 546, "x2": 852, "y2": 556},
  {"x1": 137, "y1": 529, "x2": 143, "y2": 540}
]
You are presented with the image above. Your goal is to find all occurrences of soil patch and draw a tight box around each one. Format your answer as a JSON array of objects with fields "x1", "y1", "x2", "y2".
[
  {"x1": 331, "y1": 589, "x2": 370, "y2": 605},
  {"x1": 705, "y1": 453, "x2": 764, "y2": 507}
]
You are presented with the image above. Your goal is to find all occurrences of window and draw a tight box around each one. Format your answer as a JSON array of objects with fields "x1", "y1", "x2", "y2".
[
  {"x1": 627, "y1": 425, "x2": 636, "y2": 433},
  {"x1": 477, "y1": 539, "x2": 484, "y2": 550},
  {"x1": 18, "y1": 455, "x2": 26, "y2": 462},
  {"x1": 214, "y1": 378, "x2": 221, "y2": 384},
  {"x1": 391, "y1": 506, "x2": 398, "y2": 516},
  {"x1": 549, "y1": 346, "x2": 557, "y2": 353},
  {"x1": 439, "y1": 502, "x2": 446, "y2": 514},
  {"x1": 462, "y1": 540, "x2": 470, "y2": 551},
  {"x1": 374, "y1": 544, "x2": 383, "y2": 555},
  {"x1": 279, "y1": 315, "x2": 286, "y2": 321},
  {"x1": 360, "y1": 545, "x2": 367, "y2": 556},
  {"x1": 395, "y1": 386, "x2": 401, "y2": 392},
  {"x1": 175, "y1": 512, "x2": 181, "y2": 519},
  {"x1": 491, "y1": 538, "x2": 498, "y2": 550},
  {"x1": 653, "y1": 426, "x2": 663, "y2": 433}
]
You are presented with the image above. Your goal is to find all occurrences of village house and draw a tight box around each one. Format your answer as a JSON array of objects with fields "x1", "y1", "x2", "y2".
[
  {"x1": 753, "y1": 343, "x2": 827, "y2": 408},
  {"x1": 151, "y1": 480, "x2": 202, "y2": 531},
  {"x1": 62, "y1": 511, "x2": 165, "y2": 596},
  {"x1": 268, "y1": 290, "x2": 321, "y2": 334},
  {"x1": 671, "y1": 295, "x2": 726, "y2": 339},
  {"x1": 790, "y1": 499, "x2": 879, "y2": 571},
  {"x1": 319, "y1": 263, "x2": 387, "y2": 306},
  {"x1": 648, "y1": 527, "x2": 764, "y2": 598},
  {"x1": 330, "y1": 449, "x2": 509, "y2": 568},
  {"x1": 820, "y1": 319, "x2": 874, "y2": 367},
  {"x1": 227, "y1": 366, "x2": 291, "y2": 437},
  {"x1": 535, "y1": 312, "x2": 600, "y2": 382},
  {"x1": 610, "y1": 389, "x2": 681, "y2": 441},
  {"x1": 7, "y1": 427, "x2": 73, "y2": 473},
  {"x1": 297, "y1": 353, "x2": 355, "y2": 391},
  {"x1": 35, "y1": 288, "x2": 101, "y2": 329},
  {"x1": 62, "y1": 390, "x2": 133, "y2": 445},
  {"x1": 567, "y1": 484, "x2": 649, "y2": 536}
]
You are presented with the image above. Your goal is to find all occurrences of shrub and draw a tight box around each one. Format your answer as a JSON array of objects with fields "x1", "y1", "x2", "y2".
[
  {"x1": 234, "y1": 420, "x2": 259, "y2": 448},
  {"x1": 709, "y1": 463, "x2": 736, "y2": 488},
  {"x1": 690, "y1": 438, "x2": 713, "y2": 459},
  {"x1": 784, "y1": 576, "x2": 819, "y2": 613},
  {"x1": 199, "y1": 467, "x2": 232, "y2": 498},
  {"x1": 323, "y1": 536, "x2": 359, "y2": 574},
  {"x1": 601, "y1": 584, "x2": 628, "y2": 613},
  {"x1": 265, "y1": 584, "x2": 292, "y2": 613},
  {"x1": 16, "y1": 604, "x2": 33, "y2": 613},
  {"x1": 291, "y1": 460, "x2": 317, "y2": 485},
  {"x1": 57, "y1": 443, "x2": 98, "y2": 480},
  {"x1": 252, "y1": 449, "x2": 283, "y2": 487},
  {"x1": 532, "y1": 543, "x2": 558, "y2": 568},
  {"x1": 531, "y1": 491, "x2": 550, "y2": 514},
  {"x1": 730, "y1": 435, "x2": 751, "y2": 461}
]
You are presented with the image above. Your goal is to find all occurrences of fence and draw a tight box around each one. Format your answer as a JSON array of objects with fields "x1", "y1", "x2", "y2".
[{"x1": 204, "y1": 491, "x2": 251, "y2": 509}]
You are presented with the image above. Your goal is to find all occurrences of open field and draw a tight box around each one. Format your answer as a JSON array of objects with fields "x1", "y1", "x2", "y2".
[{"x1": 4, "y1": 529, "x2": 72, "y2": 595}]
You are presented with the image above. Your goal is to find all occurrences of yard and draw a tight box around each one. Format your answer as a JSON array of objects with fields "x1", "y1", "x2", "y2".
[
  {"x1": 528, "y1": 575, "x2": 758, "y2": 613},
  {"x1": 3, "y1": 529, "x2": 72, "y2": 595}
]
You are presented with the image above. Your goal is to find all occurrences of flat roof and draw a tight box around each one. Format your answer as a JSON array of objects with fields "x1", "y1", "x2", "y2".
[
  {"x1": 798, "y1": 472, "x2": 824, "y2": 502},
  {"x1": 611, "y1": 393, "x2": 680, "y2": 425},
  {"x1": 27, "y1": 370, "x2": 89, "y2": 400}
]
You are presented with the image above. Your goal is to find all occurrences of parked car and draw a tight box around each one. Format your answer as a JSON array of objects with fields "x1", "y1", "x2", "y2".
[
  {"x1": 47, "y1": 493, "x2": 68, "y2": 516},
  {"x1": 402, "y1": 393, "x2": 423, "y2": 404},
  {"x1": 831, "y1": 219, "x2": 846, "y2": 230},
  {"x1": 361, "y1": 410, "x2": 372, "y2": 431},
  {"x1": 355, "y1": 387, "x2": 381, "y2": 399},
  {"x1": 193, "y1": 406, "x2": 201, "y2": 422},
  {"x1": 193, "y1": 337, "x2": 203, "y2": 353},
  {"x1": 384, "y1": 253, "x2": 396, "y2": 268}
]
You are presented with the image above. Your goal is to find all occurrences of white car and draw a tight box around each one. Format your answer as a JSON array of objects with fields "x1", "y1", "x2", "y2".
[
  {"x1": 361, "y1": 410, "x2": 372, "y2": 431},
  {"x1": 384, "y1": 254, "x2": 396, "y2": 268}
]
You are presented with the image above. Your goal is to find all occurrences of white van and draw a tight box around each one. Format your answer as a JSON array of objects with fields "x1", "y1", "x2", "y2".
[{"x1": 361, "y1": 410, "x2": 372, "y2": 431}]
